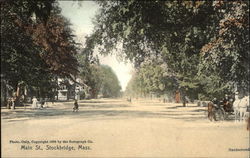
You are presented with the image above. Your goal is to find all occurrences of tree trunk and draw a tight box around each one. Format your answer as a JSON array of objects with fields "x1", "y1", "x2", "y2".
[
  {"x1": 23, "y1": 86, "x2": 28, "y2": 103},
  {"x1": 14, "y1": 83, "x2": 21, "y2": 108},
  {"x1": 6, "y1": 100, "x2": 11, "y2": 109},
  {"x1": 182, "y1": 90, "x2": 186, "y2": 107},
  {"x1": 67, "y1": 85, "x2": 70, "y2": 100},
  {"x1": 56, "y1": 76, "x2": 59, "y2": 100},
  {"x1": 1, "y1": 80, "x2": 8, "y2": 108},
  {"x1": 183, "y1": 96, "x2": 186, "y2": 107}
]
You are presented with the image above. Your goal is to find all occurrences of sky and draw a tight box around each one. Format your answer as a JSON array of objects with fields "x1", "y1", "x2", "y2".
[{"x1": 59, "y1": 1, "x2": 133, "y2": 91}]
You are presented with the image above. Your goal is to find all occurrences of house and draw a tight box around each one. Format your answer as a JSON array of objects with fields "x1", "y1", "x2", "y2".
[{"x1": 57, "y1": 78, "x2": 88, "y2": 101}]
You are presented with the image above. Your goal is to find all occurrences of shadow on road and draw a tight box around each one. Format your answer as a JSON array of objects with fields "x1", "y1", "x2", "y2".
[
  {"x1": 1, "y1": 99, "x2": 235, "y2": 123},
  {"x1": 1, "y1": 110, "x2": 206, "y2": 123}
]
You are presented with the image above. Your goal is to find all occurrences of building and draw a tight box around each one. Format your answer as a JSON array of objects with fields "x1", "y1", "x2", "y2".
[{"x1": 57, "y1": 78, "x2": 88, "y2": 101}]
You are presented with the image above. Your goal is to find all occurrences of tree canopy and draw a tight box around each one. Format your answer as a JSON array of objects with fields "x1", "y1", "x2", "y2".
[
  {"x1": 87, "y1": 1, "x2": 249, "y2": 100},
  {"x1": 1, "y1": 0, "x2": 80, "y2": 101},
  {"x1": 1, "y1": 0, "x2": 249, "y2": 103},
  {"x1": 100, "y1": 65, "x2": 121, "y2": 98}
]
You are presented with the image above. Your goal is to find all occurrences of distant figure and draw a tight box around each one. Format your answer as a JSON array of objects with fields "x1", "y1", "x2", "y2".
[
  {"x1": 175, "y1": 90, "x2": 181, "y2": 103},
  {"x1": 223, "y1": 94, "x2": 229, "y2": 103},
  {"x1": 11, "y1": 97, "x2": 16, "y2": 110},
  {"x1": 163, "y1": 96, "x2": 168, "y2": 103},
  {"x1": 222, "y1": 94, "x2": 233, "y2": 112},
  {"x1": 207, "y1": 102, "x2": 215, "y2": 121},
  {"x1": 247, "y1": 117, "x2": 250, "y2": 131},
  {"x1": 73, "y1": 100, "x2": 79, "y2": 112},
  {"x1": 212, "y1": 97, "x2": 219, "y2": 108},
  {"x1": 163, "y1": 98, "x2": 166, "y2": 103},
  {"x1": 32, "y1": 96, "x2": 38, "y2": 109},
  {"x1": 7, "y1": 97, "x2": 12, "y2": 109},
  {"x1": 40, "y1": 98, "x2": 45, "y2": 109},
  {"x1": 127, "y1": 97, "x2": 132, "y2": 103}
]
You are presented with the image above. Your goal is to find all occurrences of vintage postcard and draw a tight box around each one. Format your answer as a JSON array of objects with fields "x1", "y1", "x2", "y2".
[{"x1": 1, "y1": 1, "x2": 249, "y2": 158}]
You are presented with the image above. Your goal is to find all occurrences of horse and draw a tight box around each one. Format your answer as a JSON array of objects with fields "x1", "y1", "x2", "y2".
[
  {"x1": 207, "y1": 101, "x2": 225, "y2": 121},
  {"x1": 233, "y1": 95, "x2": 249, "y2": 122},
  {"x1": 240, "y1": 96, "x2": 249, "y2": 119}
]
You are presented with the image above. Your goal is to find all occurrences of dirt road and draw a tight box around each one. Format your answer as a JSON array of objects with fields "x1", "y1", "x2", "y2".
[{"x1": 1, "y1": 98, "x2": 249, "y2": 158}]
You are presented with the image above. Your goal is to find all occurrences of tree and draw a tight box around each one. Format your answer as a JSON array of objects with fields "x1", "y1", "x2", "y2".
[
  {"x1": 1, "y1": 1, "x2": 79, "y2": 105},
  {"x1": 88, "y1": 1, "x2": 249, "y2": 100},
  {"x1": 88, "y1": 1, "x2": 216, "y2": 96},
  {"x1": 125, "y1": 73, "x2": 142, "y2": 98},
  {"x1": 125, "y1": 60, "x2": 178, "y2": 99},
  {"x1": 13, "y1": 3, "x2": 79, "y2": 79},
  {"x1": 78, "y1": 62, "x2": 102, "y2": 99},
  {"x1": 137, "y1": 60, "x2": 166, "y2": 94},
  {"x1": 199, "y1": 1, "x2": 249, "y2": 97},
  {"x1": 100, "y1": 65, "x2": 121, "y2": 98}
]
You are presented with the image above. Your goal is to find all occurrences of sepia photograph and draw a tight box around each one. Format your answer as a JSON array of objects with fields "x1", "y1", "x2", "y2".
[{"x1": 1, "y1": 0, "x2": 249, "y2": 158}]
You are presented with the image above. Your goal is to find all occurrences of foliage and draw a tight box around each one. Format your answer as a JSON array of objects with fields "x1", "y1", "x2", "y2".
[
  {"x1": 1, "y1": 1, "x2": 53, "y2": 90},
  {"x1": 14, "y1": 3, "x2": 79, "y2": 79},
  {"x1": 89, "y1": 1, "x2": 249, "y2": 99},
  {"x1": 100, "y1": 65, "x2": 121, "y2": 98},
  {"x1": 1, "y1": 0, "x2": 79, "y2": 102},
  {"x1": 199, "y1": 1, "x2": 249, "y2": 96},
  {"x1": 81, "y1": 63, "x2": 102, "y2": 98},
  {"x1": 125, "y1": 59, "x2": 194, "y2": 99},
  {"x1": 138, "y1": 60, "x2": 167, "y2": 94},
  {"x1": 125, "y1": 73, "x2": 142, "y2": 97},
  {"x1": 78, "y1": 59, "x2": 121, "y2": 98}
]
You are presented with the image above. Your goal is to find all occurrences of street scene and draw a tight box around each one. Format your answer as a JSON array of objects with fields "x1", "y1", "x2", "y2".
[
  {"x1": 1, "y1": 1, "x2": 249, "y2": 158},
  {"x1": 1, "y1": 98, "x2": 249, "y2": 157}
]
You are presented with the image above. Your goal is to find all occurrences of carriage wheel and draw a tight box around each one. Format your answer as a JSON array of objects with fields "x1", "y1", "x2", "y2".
[
  {"x1": 224, "y1": 112, "x2": 229, "y2": 120},
  {"x1": 214, "y1": 108, "x2": 225, "y2": 121}
]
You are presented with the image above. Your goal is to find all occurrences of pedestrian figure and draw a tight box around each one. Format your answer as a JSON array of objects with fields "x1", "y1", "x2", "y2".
[
  {"x1": 11, "y1": 97, "x2": 15, "y2": 110},
  {"x1": 32, "y1": 96, "x2": 38, "y2": 109},
  {"x1": 73, "y1": 100, "x2": 79, "y2": 112},
  {"x1": 127, "y1": 97, "x2": 131, "y2": 103},
  {"x1": 175, "y1": 90, "x2": 181, "y2": 103},
  {"x1": 40, "y1": 98, "x2": 45, "y2": 109},
  {"x1": 222, "y1": 94, "x2": 232, "y2": 112},
  {"x1": 247, "y1": 117, "x2": 250, "y2": 131}
]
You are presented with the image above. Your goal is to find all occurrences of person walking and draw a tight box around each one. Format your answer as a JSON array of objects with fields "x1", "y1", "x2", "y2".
[
  {"x1": 175, "y1": 90, "x2": 181, "y2": 103},
  {"x1": 73, "y1": 100, "x2": 79, "y2": 112},
  {"x1": 11, "y1": 97, "x2": 15, "y2": 110},
  {"x1": 32, "y1": 96, "x2": 38, "y2": 109}
]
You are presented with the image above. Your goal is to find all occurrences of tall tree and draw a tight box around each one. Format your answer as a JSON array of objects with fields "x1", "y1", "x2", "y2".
[
  {"x1": 199, "y1": 1, "x2": 249, "y2": 97},
  {"x1": 87, "y1": 1, "x2": 249, "y2": 99},
  {"x1": 87, "y1": 1, "x2": 216, "y2": 98},
  {"x1": 1, "y1": 0, "x2": 79, "y2": 105},
  {"x1": 100, "y1": 65, "x2": 121, "y2": 98}
]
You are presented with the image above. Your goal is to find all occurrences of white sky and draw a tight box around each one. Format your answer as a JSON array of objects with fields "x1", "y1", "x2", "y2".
[{"x1": 59, "y1": 1, "x2": 133, "y2": 91}]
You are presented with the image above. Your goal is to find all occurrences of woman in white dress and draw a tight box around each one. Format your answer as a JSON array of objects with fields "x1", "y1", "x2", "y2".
[{"x1": 32, "y1": 96, "x2": 38, "y2": 109}]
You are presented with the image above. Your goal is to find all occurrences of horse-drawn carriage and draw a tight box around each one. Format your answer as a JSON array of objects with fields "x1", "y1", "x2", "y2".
[
  {"x1": 207, "y1": 95, "x2": 234, "y2": 121},
  {"x1": 208, "y1": 94, "x2": 249, "y2": 121}
]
